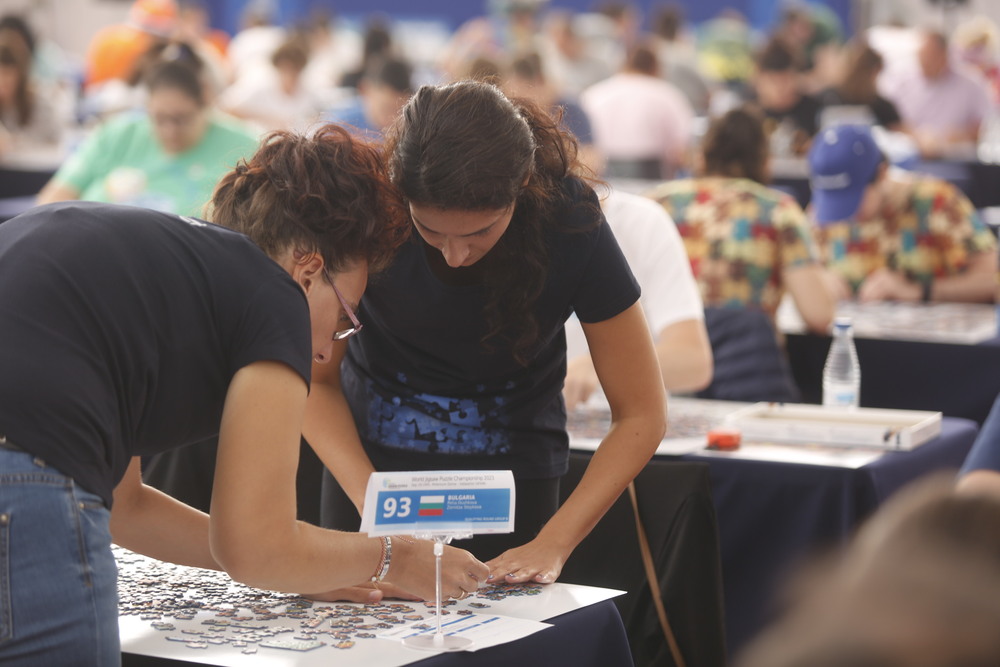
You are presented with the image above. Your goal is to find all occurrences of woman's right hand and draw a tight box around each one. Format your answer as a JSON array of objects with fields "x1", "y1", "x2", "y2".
[{"x1": 387, "y1": 539, "x2": 489, "y2": 602}]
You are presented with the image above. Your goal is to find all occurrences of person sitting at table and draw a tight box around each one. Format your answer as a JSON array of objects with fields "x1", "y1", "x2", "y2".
[
  {"x1": 0, "y1": 126, "x2": 488, "y2": 665},
  {"x1": 808, "y1": 123, "x2": 997, "y2": 303},
  {"x1": 37, "y1": 43, "x2": 258, "y2": 217},
  {"x1": 881, "y1": 28, "x2": 992, "y2": 160},
  {"x1": 218, "y1": 38, "x2": 324, "y2": 133},
  {"x1": 957, "y1": 392, "x2": 1000, "y2": 500},
  {"x1": 748, "y1": 35, "x2": 823, "y2": 158},
  {"x1": 563, "y1": 188, "x2": 713, "y2": 409},
  {"x1": 737, "y1": 475, "x2": 1000, "y2": 667},
  {"x1": 580, "y1": 42, "x2": 694, "y2": 179},
  {"x1": 322, "y1": 55, "x2": 413, "y2": 137},
  {"x1": 0, "y1": 35, "x2": 62, "y2": 158},
  {"x1": 648, "y1": 105, "x2": 835, "y2": 333},
  {"x1": 817, "y1": 38, "x2": 903, "y2": 132}
]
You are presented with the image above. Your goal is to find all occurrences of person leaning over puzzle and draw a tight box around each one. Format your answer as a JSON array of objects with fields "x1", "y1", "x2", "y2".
[{"x1": 807, "y1": 124, "x2": 997, "y2": 304}]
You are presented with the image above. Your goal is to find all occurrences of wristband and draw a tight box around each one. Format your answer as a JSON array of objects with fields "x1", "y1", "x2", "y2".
[
  {"x1": 921, "y1": 278, "x2": 933, "y2": 303},
  {"x1": 371, "y1": 536, "x2": 392, "y2": 586}
]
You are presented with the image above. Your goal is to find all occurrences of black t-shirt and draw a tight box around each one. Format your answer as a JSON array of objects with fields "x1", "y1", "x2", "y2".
[
  {"x1": 762, "y1": 93, "x2": 823, "y2": 140},
  {"x1": 0, "y1": 202, "x2": 312, "y2": 506},
  {"x1": 817, "y1": 88, "x2": 903, "y2": 129},
  {"x1": 341, "y1": 177, "x2": 640, "y2": 480}
]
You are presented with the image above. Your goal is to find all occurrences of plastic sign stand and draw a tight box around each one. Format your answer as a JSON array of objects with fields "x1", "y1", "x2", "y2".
[{"x1": 361, "y1": 470, "x2": 515, "y2": 652}]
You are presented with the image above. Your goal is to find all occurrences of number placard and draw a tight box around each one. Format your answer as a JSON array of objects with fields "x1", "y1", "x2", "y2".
[{"x1": 361, "y1": 470, "x2": 515, "y2": 537}]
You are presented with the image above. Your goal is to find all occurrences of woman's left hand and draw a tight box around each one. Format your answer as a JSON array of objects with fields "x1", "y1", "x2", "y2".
[
  {"x1": 484, "y1": 538, "x2": 568, "y2": 585},
  {"x1": 304, "y1": 581, "x2": 420, "y2": 604}
]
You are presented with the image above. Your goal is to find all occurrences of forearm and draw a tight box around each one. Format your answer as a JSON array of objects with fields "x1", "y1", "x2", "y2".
[
  {"x1": 111, "y1": 482, "x2": 219, "y2": 571},
  {"x1": 654, "y1": 320, "x2": 713, "y2": 393},
  {"x1": 302, "y1": 381, "x2": 375, "y2": 513},
  {"x1": 537, "y1": 415, "x2": 663, "y2": 555},
  {"x1": 927, "y1": 271, "x2": 996, "y2": 303}
]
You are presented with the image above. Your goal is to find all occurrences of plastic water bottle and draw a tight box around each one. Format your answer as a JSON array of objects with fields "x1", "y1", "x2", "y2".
[{"x1": 823, "y1": 317, "x2": 860, "y2": 408}]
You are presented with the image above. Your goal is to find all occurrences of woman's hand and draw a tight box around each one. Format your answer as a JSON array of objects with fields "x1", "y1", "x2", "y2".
[
  {"x1": 387, "y1": 539, "x2": 489, "y2": 602},
  {"x1": 484, "y1": 537, "x2": 568, "y2": 585},
  {"x1": 304, "y1": 581, "x2": 419, "y2": 604}
]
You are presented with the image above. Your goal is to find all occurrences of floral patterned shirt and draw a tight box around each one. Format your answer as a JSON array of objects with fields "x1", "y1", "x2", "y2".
[
  {"x1": 647, "y1": 177, "x2": 820, "y2": 319},
  {"x1": 816, "y1": 174, "x2": 996, "y2": 293}
]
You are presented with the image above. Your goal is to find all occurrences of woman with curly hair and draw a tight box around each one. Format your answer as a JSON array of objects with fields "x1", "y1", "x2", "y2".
[
  {"x1": 0, "y1": 125, "x2": 487, "y2": 666},
  {"x1": 306, "y1": 80, "x2": 666, "y2": 585}
]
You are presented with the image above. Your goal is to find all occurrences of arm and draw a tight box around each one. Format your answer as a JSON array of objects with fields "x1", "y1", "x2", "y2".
[
  {"x1": 301, "y1": 340, "x2": 375, "y2": 514},
  {"x1": 784, "y1": 263, "x2": 836, "y2": 332},
  {"x1": 653, "y1": 318, "x2": 713, "y2": 393},
  {"x1": 111, "y1": 457, "x2": 220, "y2": 570},
  {"x1": 490, "y1": 303, "x2": 667, "y2": 584},
  {"x1": 858, "y1": 252, "x2": 997, "y2": 304},
  {"x1": 36, "y1": 179, "x2": 81, "y2": 206},
  {"x1": 208, "y1": 360, "x2": 487, "y2": 599}
]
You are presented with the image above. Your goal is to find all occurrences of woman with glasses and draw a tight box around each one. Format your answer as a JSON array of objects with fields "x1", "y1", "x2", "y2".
[
  {"x1": 37, "y1": 42, "x2": 258, "y2": 217},
  {"x1": 306, "y1": 80, "x2": 667, "y2": 585},
  {"x1": 0, "y1": 126, "x2": 488, "y2": 666}
]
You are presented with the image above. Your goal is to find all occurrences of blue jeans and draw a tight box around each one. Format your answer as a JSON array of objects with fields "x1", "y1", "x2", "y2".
[{"x1": 0, "y1": 445, "x2": 119, "y2": 666}]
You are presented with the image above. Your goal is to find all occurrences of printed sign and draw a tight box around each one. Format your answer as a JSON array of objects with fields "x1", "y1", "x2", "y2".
[{"x1": 361, "y1": 470, "x2": 515, "y2": 537}]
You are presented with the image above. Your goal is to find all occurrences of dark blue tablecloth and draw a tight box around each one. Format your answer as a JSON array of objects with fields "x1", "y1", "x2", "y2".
[
  {"x1": 413, "y1": 600, "x2": 633, "y2": 667},
  {"x1": 786, "y1": 331, "x2": 1000, "y2": 424},
  {"x1": 680, "y1": 417, "x2": 979, "y2": 657}
]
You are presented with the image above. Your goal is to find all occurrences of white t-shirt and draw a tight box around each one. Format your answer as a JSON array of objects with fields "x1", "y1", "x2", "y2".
[{"x1": 565, "y1": 189, "x2": 704, "y2": 361}]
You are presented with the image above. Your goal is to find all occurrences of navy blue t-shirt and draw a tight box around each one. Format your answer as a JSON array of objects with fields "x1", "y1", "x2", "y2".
[
  {"x1": 342, "y1": 177, "x2": 639, "y2": 479},
  {"x1": 0, "y1": 202, "x2": 312, "y2": 506}
]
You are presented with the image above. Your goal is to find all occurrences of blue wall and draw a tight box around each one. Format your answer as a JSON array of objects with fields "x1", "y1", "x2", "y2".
[{"x1": 206, "y1": 0, "x2": 852, "y2": 37}]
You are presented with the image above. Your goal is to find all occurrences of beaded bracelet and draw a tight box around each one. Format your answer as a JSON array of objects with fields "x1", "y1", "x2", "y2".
[{"x1": 371, "y1": 536, "x2": 392, "y2": 587}]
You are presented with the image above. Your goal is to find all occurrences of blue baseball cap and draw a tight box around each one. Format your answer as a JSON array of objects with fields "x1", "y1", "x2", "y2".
[{"x1": 808, "y1": 125, "x2": 883, "y2": 225}]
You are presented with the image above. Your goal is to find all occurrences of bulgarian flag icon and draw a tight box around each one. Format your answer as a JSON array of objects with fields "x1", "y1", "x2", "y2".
[{"x1": 418, "y1": 495, "x2": 445, "y2": 516}]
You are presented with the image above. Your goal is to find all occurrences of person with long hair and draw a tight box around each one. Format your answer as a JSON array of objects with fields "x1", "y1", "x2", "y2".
[
  {"x1": 819, "y1": 39, "x2": 902, "y2": 131},
  {"x1": 0, "y1": 125, "x2": 487, "y2": 665},
  {"x1": 0, "y1": 32, "x2": 61, "y2": 156},
  {"x1": 305, "y1": 80, "x2": 666, "y2": 584}
]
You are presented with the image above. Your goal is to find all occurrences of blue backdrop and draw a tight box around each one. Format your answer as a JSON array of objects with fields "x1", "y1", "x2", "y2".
[{"x1": 204, "y1": 0, "x2": 852, "y2": 38}]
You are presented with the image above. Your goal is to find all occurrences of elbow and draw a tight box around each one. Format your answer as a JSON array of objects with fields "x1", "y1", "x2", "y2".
[{"x1": 211, "y1": 528, "x2": 290, "y2": 591}]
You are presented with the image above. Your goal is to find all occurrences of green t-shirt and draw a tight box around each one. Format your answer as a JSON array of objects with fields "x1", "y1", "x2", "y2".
[{"x1": 54, "y1": 112, "x2": 259, "y2": 217}]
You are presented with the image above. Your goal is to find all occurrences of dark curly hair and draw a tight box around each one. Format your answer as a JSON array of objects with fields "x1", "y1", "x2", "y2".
[
  {"x1": 701, "y1": 105, "x2": 770, "y2": 185},
  {"x1": 383, "y1": 80, "x2": 588, "y2": 364},
  {"x1": 208, "y1": 124, "x2": 408, "y2": 275}
]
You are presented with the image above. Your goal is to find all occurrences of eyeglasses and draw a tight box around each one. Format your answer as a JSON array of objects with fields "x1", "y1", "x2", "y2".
[{"x1": 324, "y1": 269, "x2": 363, "y2": 340}]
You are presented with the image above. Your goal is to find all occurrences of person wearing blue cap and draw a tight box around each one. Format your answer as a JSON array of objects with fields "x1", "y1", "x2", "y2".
[{"x1": 807, "y1": 124, "x2": 996, "y2": 303}]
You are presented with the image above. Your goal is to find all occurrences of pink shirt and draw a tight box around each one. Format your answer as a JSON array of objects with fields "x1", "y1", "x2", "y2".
[
  {"x1": 581, "y1": 72, "x2": 694, "y2": 168},
  {"x1": 883, "y1": 67, "x2": 991, "y2": 139}
]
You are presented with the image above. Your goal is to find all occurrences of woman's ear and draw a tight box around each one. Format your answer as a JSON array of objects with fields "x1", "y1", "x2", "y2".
[{"x1": 290, "y1": 253, "x2": 325, "y2": 294}]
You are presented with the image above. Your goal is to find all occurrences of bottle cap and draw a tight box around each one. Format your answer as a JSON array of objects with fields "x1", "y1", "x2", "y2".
[{"x1": 833, "y1": 316, "x2": 853, "y2": 329}]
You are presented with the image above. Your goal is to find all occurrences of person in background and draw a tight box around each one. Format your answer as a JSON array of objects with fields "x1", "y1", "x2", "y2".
[
  {"x1": 882, "y1": 29, "x2": 992, "y2": 159},
  {"x1": 648, "y1": 105, "x2": 834, "y2": 334},
  {"x1": 85, "y1": 0, "x2": 177, "y2": 90},
  {"x1": 537, "y1": 10, "x2": 615, "y2": 102},
  {"x1": 305, "y1": 81, "x2": 666, "y2": 585},
  {"x1": 749, "y1": 36, "x2": 822, "y2": 157},
  {"x1": 502, "y1": 51, "x2": 600, "y2": 172},
  {"x1": 0, "y1": 125, "x2": 488, "y2": 665},
  {"x1": 952, "y1": 16, "x2": 1000, "y2": 104},
  {"x1": 563, "y1": 188, "x2": 712, "y2": 409},
  {"x1": 957, "y1": 393, "x2": 1000, "y2": 500},
  {"x1": 37, "y1": 44, "x2": 258, "y2": 217},
  {"x1": 224, "y1": 1, "x2": 285, "y2": 84},
  {"x1": 773, "y1": 1, "x2": 845, "y2": 94},
  {"x1": 737, "y1": 476, "x2": 1000, "y2": 667},
  {"x1": 696, "y1": 9, "x2": 756, "y2": 99},
  {"x1": 581, "y1": 42, "x2": 694, "y2": 179},
  {"x1": 0, "y1": 35, "x2": 62, "y2": 157},
  {"x1": 438, "y1": 0, "x2": 547, "y2": 83},
  {"x1": 808, "y1": 124, "x2": 997, "y2": 303},
  {"x1": 219, "y1": 38, "x2": 323, "y2": 133},
  {"x1": 818, "y1": 38, "x2": 903, "y2": 131},
  {"x1": 339, "y1": 17, "x2": 394, "y2": 90},
  {"x1": 649, "y1": 4, "x2": 712, "y2": 115},
  {"x1": 323, "y1": 55, "x2": 413, "y2": 137}
]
